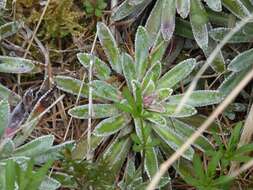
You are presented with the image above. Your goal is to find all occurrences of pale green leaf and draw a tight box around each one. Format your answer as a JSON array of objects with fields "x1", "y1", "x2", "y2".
[
  {"x1": 77, "y1": 53, "x2": 111, "y2": 80},
  {"x1": 0, "y1": 21, "x2": 23, "y2": 40},
  {"x1": 145, "y1": 146, "x2": 158, "y2": 179},
  {"x1": 72, "y1": 135, "x2": 104, "y2": 160},
  {"x1": 55, "y1": 76, "x2": 88, "y2": 97},
  {"x1": 91, "y1": 80, "x2": 121, "y2": 102},
  {"x1": 210, "y1": 27, "x2": 253, "y2": 43},
  {"x1": 222, "y1": 0, "x2": 250, "y2": 19},
  {"x1": 0, "y1": 138, "x2": 15, "y2": 158},
  {"x1": 0, "y1": 83, "x2": 21, "y2": 106},
  {"x1": 172, "y1": 119, "x2": 214, "y2": 151},
  {"x1": 103, "y1": 137, "x2": 131, "y2": 172},
  {"x1": 97, "y1": 22, "x2": 121, "y2": 73},
  {"x1": 161, "y1": 0, "x2": 176, "y2": 41},
  {"x1": 157, "y1": 58, "x2": 196, "y2": 89},
  {"x1": 145, "y1": 0, "x2": 163, "y2": 41},
  {"x1": 218, "y1": 70, "x2": 249, "y2": 96},
  {"x1": 178, "y1": 114, "x2": 220, "y2": 133},
  {"x1": 39, "y1": 177, "x2": 61, "y2": 190},
  {"x1": 135, "y1": 26, "x2": 150, "y2": 79},
  {"x1": 177, "y1": 0, "x2": 190, "y2": 18},
  {"x1": 0, "y1": 56, "x2": 34, "y2": 74},
  {"x1": 13, "y1": 135, "x2": 54, "y2": 157},
  {"x1": 142, "y1": 61, "x2": 161, "y2": 91},
  {"x1": 162, "y1": 103, "x2": 197, "y2": 118},
  {"x1": 157, "y1": 88, "x2": 173, "y2": 102},
  {"x1": 0, "y1": 99, "x2": 9, "y2": 137},
  {"x1": 121, "y1": 52, "x2": 136, "y2": 90},
  {"x1": 202, "y1": 38, "x2": 225, "y2": 73},
  {"x1": 152, "y1": 124, "x2": 194, "y2": 160},
  {"x1": 93, "y1": 114, "x2": 131, "y2": 136},
  {"x1": 168, "y1": 90, "x2": 224, "y2": 107},
  {"x1": 129, "y1": 0, "x2": 145, "y2": 5},
  {"x1": 112, "y1": 0, "x2": 152, "y2": 21},
  {"x1": 190, "y1": 0, "x2": 209, "y2": 49},
  {"x1": 68, "y1": 104, "x2": 119, "y2": 119},
  {"x1": 228, "y1": 48, "x2": 253, "y2": 72},
  {"x1": 146, "y1": 112, "x2": 167, "y2": 126},
  {"x1": 34, "y1": 141, "x2": 75, "y2": 164},
  {"x1": 204, "y1": 0, "x2": 222, "y2": 12}
]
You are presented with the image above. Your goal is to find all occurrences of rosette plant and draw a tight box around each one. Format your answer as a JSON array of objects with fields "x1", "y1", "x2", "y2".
[
  {"x1": 0, "y1": 98, "x2": 74, "y2": 190},
  {"x1": 112, "y1": 0, "x2": 253, "y2": 73},
  {"x1": 55, "y1": 22, "x2": 223, "y2": 188}
]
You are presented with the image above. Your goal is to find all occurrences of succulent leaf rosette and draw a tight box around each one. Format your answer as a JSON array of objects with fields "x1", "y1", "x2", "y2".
[{"x1": 56, "y1": 22, "x2": 223, "y2": 184}]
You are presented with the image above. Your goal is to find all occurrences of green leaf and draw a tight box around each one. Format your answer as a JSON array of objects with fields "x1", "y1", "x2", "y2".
[
  {"x1": 209, "y1": 27, "x2": 253, "y2": 43},
  {"x1": 204, "y1": 0, "x2": 222, "y2": 12},
  {"x1": 103, "y1": 137, "x2": 131, "y2": 172},
  {"x1": 26, "y1": 160, "x2": 54, "y2": 189},
  {"x1": 202, "y1": 38, "x2": 225, "y2": 73},
  {"x1": 97, "y1": 22, "x2": 121, "y2": 73},
  {"x1": 93, "y1": 114, "x2": 131, "y2": 136},
  {"x1": 72, "y1": 135, "x2": 104, "y2": 159},
  {"x1": 5, "y1": 159, "x2": 16, "y2": 190},
  {"x1": 157, "y1": 88, "x2": 173, "y2": 102},
  {"x1": 190, "y1": 0, "x2": 209, "y2": 49},
  {"x1": 228, "y1": 48, "x2": 253, "y2": 72},
  {"x1": 161, "y1": 0, "x2": 176, "y2": 41},
  {"x1": 0, "y1": 21, "x2": 23, "y2": 40},
  {"x1": 91, "y1": 80, "x2": 121, "y2": 102},
  {"x1": 145, "y1": 112, "x2": 167, "y2": 126},
  {"x1": 129, "y1": 0, "x2": 145, "y2": 5},
  {"x1": 145, "y1": 0, "x2": 163, "y2": 41},
  {"x1": 68, "y1": 104, "x2": 119, "y2": 119},
  {"x1": 55, "y1": 76, "x2": 88, "y2": 97},
  {"x1": 177, "y1": 0, "x2": 190, "y2": 18},
  {"x1": 178, "y1": 114, "x2": 220, "y2": 133},
  {"x1": 77, "y1": 53, "x2": 111, "y2": 80},
  {"x1": 13, "y1": 135, "x2": 54, "y2": 157},
  {"x1": 222, "y1": 0, "x2": 250, "y2": 19},
  {"x1": 172, "y1": 119, "x2": 214, "y2": 151},
  {"x1": 218, "y1": 70, "x2": 249, "y2": 96},
  {"x1": 112, "y1": 0, "x2": 152, "y2": 21},
  {"x1": 162, "y1": 103, "x2": 197, "y2": 118},
  {"x1": 0, "y1": 99, "x2": 9, "y2": 137},
  {"x1": 175, "y1": 18, "x2": 194, "y2": 39},
  {"x1": 121, "y1": 52, "x2": 136, "y2": 90},
  {"x1": 34, "y1": 141, "x2": 74, "y2": 164},
  {"x1": 235, "y1": 143, "x2": 253, "y2": 154},
  {"x1": 142, "y1": 61, "x2": 161, "y2": 91},
  {"x1": 39, "y1": 177, "x2": 61, "y2": 190},
  {"x1": 122, "y1": 87, "x2": 135, "y2": 109},
  {"x1": 135, "y1": 26, "x2": 150, "y2": 79},
  {"x1": 228, "y1": 122, "x2": 242, "y2": 149},
  {"x1": 207, "y1": 151, "x2": 222, "y2": 177},
  {"x1": 192, "y1": 154, "x2": 205, "y2": 179},
  {"x1": 157, "y1": 58, "x2": 196, "y2": 89},
  {"x1": 168, "y1": 90, "x2": 224, "y2": 107},
  {"x1": 152, "y1": 124, "x2": 194, "y2": 160},
  {"x1": 0, "y1": 139, "x2": 15, "y2": 158},
  {"x1": 145, "y1": 146, "x2": 158, "y2": 179},
  {"x1": 0, "y1": 83, "x2": 21, "y2": 106},
  {"x1": 132, "y1": 81, "x2": 143, "y2": 115},
  {"x1": 149, "y1": 33, "x2": 168, "y2": 65},
  {"x1": 0, "y1": 56, "x2": 34, "y2": 74}
]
